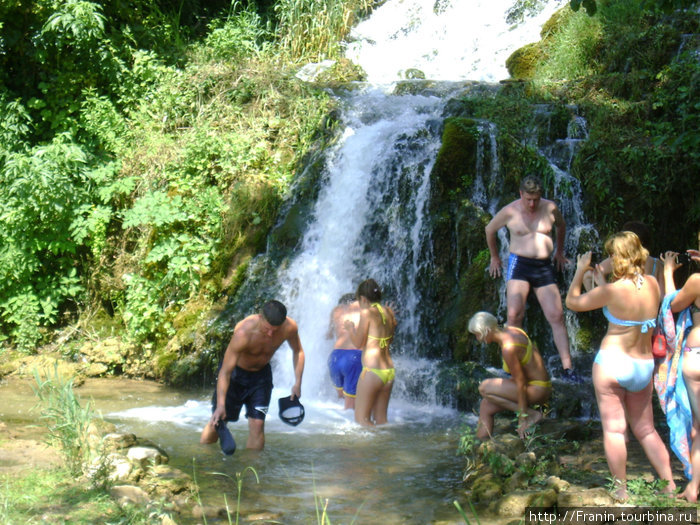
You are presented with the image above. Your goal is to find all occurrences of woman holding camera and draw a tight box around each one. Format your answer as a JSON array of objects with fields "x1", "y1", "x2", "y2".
[
  {"x1": 566, "y1": 231, "x2": 676, "y2": 501},
  {"x1": 662, "y1": 247, "x2": 700, "y2": 501}
]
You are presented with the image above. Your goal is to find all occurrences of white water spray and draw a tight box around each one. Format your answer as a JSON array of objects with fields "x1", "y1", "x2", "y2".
[{"x1": 346, "y1": 0, "x2": 565, "y2": 83}]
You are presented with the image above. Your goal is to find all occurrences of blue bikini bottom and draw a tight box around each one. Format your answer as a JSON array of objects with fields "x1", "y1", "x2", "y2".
[{"x1": 594, "y1": 348, "x2": 654, "y2": 392}]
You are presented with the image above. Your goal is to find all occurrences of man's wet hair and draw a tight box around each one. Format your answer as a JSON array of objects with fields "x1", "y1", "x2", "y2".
[
  {"x1": 262, "y1": 300, "x2": 287, "y2": 326},
  {"x1": 520, "y1": 175, "x2": 543, "y2": 195},
  {"x1": 338, "y1": 293, "x2": 356, "y2": 306}
]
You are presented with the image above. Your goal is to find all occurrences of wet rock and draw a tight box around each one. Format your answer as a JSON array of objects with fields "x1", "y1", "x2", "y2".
[
  {"x1": 557, "y1": 487, "x2": 614, "y2": 507},
  {"x1": 102, "y1": 432, "x2": 137, "y2": 451},
  {"x1": 546, "y1": 475, "x2": 570, "y2": 493},
  {"x1": 109, "y1": 484, "x2": 150, "y2": 505},
  {"x1": 246, "y1": 511, "x2": 284, "y2": 521},
  {"x1": 127, "y1": 446, "x2": 168, "y2": 467},
  {"x1": 471, "y1": 472, "x2": 503, "y2": 502},
  {"x1": 493, "y1": 488, "x2": 557, "y2": 516},
  {"x1": 401, "y1": 68, "x2": 426, "y2": 79},
  {"x1": 146, "y1": 465, "x2": 193, "y2": 496},
  {"x1": 192, "y1": 504, "x2": 228, "y2": 520}
]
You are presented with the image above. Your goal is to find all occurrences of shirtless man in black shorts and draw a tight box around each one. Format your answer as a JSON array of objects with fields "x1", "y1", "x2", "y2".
[
  {"x1": 199, "y1": 300, "x2": 305, "y2": 451},
  {"x1": 485, "y1": 175, "x2": 577, "y2": 381}
]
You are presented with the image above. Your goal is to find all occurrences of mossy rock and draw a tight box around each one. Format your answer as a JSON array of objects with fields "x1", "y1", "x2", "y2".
[
  {"x1": 471, "y1": 472, "x2": 503, "y2": 502},
  {"x1": 432, "y1": 117, "x2": 479, "y2": 194},
  {"x1": 539, "y1": 6, "x2": 572, "y2": 40},
  {"x1": 436, "y1": 360, "x2": 490, "y2": 411},
  {"x1": 506, "y1": 42, "x2": 544, "y2": 80}
]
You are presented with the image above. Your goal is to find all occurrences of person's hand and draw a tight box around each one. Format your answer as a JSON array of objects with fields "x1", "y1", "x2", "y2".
[
  {"x1": 209, "y1": 406, "x2": 226, "y2": 427},
  {"x1": 291, "y1": 384, "x2": 301, "y2": 400},
  {"x1": 517, "y1": 415, "x2": 529, "y2": 439},
  {"x1": 661, "y1": 251, "x2": 680, "y2": 271},
  {"x1": 576, "y1": 252, "x2": 593, "y2": 273},
  {"x1": 592, "y1": 264, "x2": 607, "y2": 287},
  {"x1": 489, "y1": 256, "x2": 502, "y2": 278},
  {"x1": 554, "y1": 251, "x2": 570, "y2": 272},
  {"x1": 688, "y1": 249, "x2": 700, "y2": 263},
  {"x1": 343, "y1": 319, "x2": 355, "y2": 331}
]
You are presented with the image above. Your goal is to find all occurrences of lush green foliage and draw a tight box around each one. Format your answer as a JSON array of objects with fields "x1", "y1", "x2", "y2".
[
  {"x1": 0, "y1": 0, "x2": 342, "y2": 355},
  {"x1": 521, "y1": 0, "x2": 700, "y2": 247},
  {"x1": 275, "y1": 0, "x2": 373, "y2": 60}
]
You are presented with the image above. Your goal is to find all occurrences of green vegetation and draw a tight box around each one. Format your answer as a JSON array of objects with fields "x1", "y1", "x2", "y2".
[
  {"x1": 0, "y1": 0, "x2": 370, "y2": 367},
  {"x1": 32, "y1": 365, "x2": 99, "y2": 475},
  {"x1": 0, "y1": 468, "x2": 170, "y2": 525}
]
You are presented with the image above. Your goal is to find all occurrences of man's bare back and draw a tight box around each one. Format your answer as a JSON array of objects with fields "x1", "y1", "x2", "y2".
[{"x1": 331, "y1": 301, "x2": 361, "y2": 349}]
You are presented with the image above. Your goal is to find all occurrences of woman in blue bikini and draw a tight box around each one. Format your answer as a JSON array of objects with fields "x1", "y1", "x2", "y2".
[
  {"x1": 663, "y1": 246, "x2": 700, "y2": 502},
  {"x1": 344, "y1": 279, "x2": 397, "y2": 426},
  {"x1": 566, "y1": 231, "x2": 676, "y2": 501}
]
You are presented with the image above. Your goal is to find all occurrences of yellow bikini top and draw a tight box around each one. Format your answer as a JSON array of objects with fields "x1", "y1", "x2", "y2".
[
  {"x1": 367, "y1": 302, "x2": 393, "y2": 348},
  {"x1": 501, "y1": 326, "x2": 533, "y2": 374}
]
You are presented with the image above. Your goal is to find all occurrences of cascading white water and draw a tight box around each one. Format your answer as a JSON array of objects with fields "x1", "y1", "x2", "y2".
[
  {"x1": 271, "y1": 0, "x2": 573, "y2": 407},
  {"x1": 346, "y1": 0, "x2": 565, "y2": 83},
  {"x1": 272, "y1": 87, "x2": 451, "y2": 404}
]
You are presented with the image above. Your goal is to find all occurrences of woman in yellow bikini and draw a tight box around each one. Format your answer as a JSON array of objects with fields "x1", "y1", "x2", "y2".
[
  {"x1": 344, "y1": 279, "x2": 397, "y2": 426},
  {"x1": 468, "y1": 311, "x2": 551, "y2": 439}
]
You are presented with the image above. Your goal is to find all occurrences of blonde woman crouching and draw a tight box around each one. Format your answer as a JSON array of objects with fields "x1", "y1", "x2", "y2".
[{"x1": 468, "y1": 312, "x2": 552, "y2": 440}]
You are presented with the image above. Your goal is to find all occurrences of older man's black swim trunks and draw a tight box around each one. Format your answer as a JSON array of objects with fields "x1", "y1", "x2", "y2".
[
  {"x1": 211, "y1": 363, "x2": 273, "y2": 421},
  {"x1": 506, "y1": 253, "x2": 557, "y2": 288}
]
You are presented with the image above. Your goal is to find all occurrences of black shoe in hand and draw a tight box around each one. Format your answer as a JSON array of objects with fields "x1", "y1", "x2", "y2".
[{"x1": 215, "y1": 421, "x2": 236, "y2": 455}]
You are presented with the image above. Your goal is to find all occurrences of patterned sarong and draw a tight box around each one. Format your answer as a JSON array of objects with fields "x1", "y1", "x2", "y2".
[{"x1": 653, "y1": 291, "x2": 693, "y2": 479}]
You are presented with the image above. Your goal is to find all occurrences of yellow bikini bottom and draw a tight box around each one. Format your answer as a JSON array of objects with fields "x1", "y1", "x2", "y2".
[
  {"x1": 362, "y1": 366, "x2": 396, "y2": 385},
  {"x1": 528, "y1": 379, "x2": 552, "y2": 388}
]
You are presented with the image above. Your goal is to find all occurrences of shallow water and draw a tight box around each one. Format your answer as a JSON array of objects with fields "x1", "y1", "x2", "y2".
[{"x1": 2, "y1": 377, "x2": 474, "y2": 524}]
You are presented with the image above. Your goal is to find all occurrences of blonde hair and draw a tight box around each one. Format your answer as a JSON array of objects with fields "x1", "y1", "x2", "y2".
[
  {"x1": 605, "y1": 231, "x2": 648, "y2": 280},
  {"x1": 468, "y1": 311, "x2": 499, "y2": 340}
]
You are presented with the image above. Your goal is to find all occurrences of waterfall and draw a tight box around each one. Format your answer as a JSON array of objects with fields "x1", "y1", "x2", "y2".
[
  {"x1": 272, "y1": 87, "x2": 453, "y2": 403},
  {"x1": 241, "y1": 0, "x2": 581, "y2": 408},
  {"x1": 345, "y1": 0, "x2": 565, "y2": 83}
]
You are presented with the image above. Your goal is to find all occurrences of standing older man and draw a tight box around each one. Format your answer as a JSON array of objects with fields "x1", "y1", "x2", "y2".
[{"x1": 485, "y1": 175, "x2": 578, "y2": 382}]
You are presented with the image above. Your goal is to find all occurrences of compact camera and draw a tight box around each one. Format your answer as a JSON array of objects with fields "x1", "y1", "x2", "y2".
[{"x1": 677, "y1": 252, "x2": 692, "y2": 265}]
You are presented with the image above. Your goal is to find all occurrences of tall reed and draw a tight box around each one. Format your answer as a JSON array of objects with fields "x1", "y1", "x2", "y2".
[
  {"x1": 275, "y1": 0, "x2": 374, "y2": 60},
  {"x1": 32, "y1": 365, "x2": 96, "y2": 476}
]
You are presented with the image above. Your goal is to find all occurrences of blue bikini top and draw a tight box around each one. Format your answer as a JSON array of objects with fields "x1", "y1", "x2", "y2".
[{"x1": 602, "y1": 306, "x2": 656, "y2": 333}]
